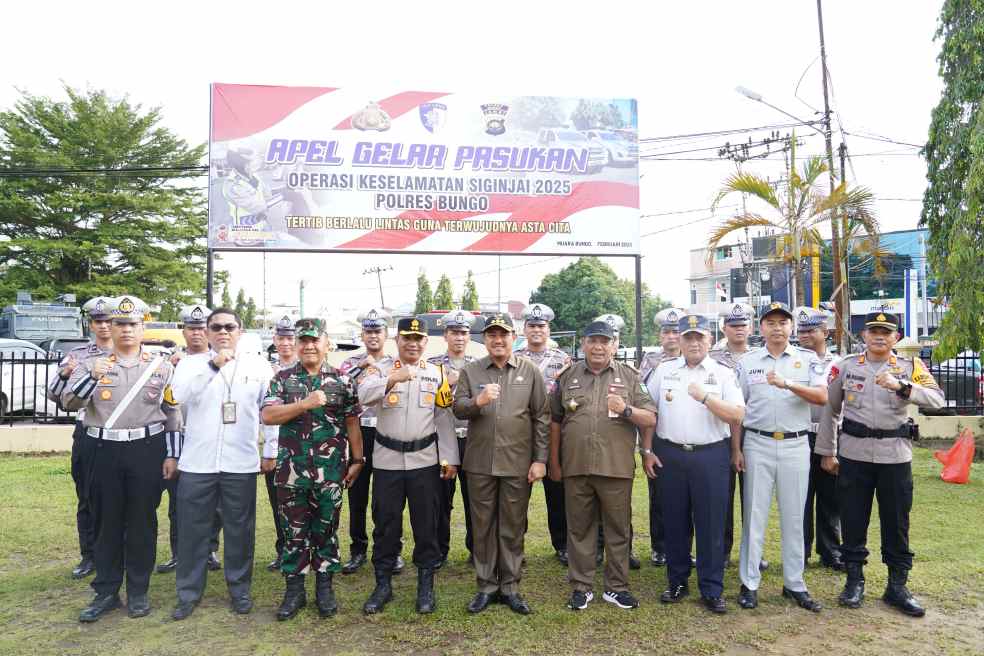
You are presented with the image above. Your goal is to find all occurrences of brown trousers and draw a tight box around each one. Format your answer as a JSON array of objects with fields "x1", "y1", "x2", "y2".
[
  {"x1": 467, "y1": 472, "x2": 530, "y2": 595},
  {"x1": 564, "y1": 475, "x2": 633, "y2": 593}
]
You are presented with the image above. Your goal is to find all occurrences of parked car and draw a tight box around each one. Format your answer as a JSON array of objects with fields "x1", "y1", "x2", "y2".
[
  {"x1": 536, "y1": 128, "x2": 607, "y2": 173},
  {"x1": 931, "y1": 351, "x2": 983, "y2": 413},
  {"x1": 0, "y1": 339, "x2": 59, "y2": 417},
  {"x1": 583, "y1": 129, "x2": 638, "y2": 166},
  {"x1": 39, "y1": 337, "x2": 90, "y2": 358}
]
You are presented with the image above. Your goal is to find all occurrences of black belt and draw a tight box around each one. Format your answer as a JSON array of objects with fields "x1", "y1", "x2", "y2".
[
  {"x1": 375, "y1": 432, "x2": 437, "y2": 453},
  {"x1": 841, "y1": 418, "x2": 910, "y2": 440},
  {"x1": 657, "y1": 436, "x2": 729, "y2": 452},
  {"x1": 745, "y1": 427, "x2": 809, "y2": 441}
]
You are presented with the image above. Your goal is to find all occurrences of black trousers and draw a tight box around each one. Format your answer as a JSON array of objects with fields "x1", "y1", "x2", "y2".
[
  {"x1": 542, "y1": 476, "x2": 568, "y2": 552},
  {"x1": 70, "y1": 421, "x2": 96, "y2": 559},
  {"x1": 371, "y1": 465, "x2": 442, "y2": 572},
  {"x1": 163, "y1": 477, "x2": 222, "y2": 557},
  {"x1": 648, "y1": 475, "x2": 664, "y2": 552},
  {"x1": 264, "y1": 470, "x2": 286, "y2": 556},
  {"x1": 439, "y1": 436, "x2": 473, "y2": 557},
  {"x1": 805, "y1": 433, "x2": 842, "y2": 562},
  {"x1": 89, "y1": 433, "x2": 166, "y2": 597},
  {"x1": 838, "y1": 456, "x2": 914, "y2": 570},
  {"x1": 347, "y1": 427, "x2": 376, "y2": 556}
]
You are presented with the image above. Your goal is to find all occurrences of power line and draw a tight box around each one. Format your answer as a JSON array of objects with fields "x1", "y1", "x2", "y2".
[{"x1": 638, "y1": 120, "x2": 822, "y2": 143}]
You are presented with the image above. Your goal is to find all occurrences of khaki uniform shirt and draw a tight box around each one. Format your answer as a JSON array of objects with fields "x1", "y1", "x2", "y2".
[
  {"x1": 428, "y1": 352, "x2": 477, "y2": 435},
  {"x1": 816, "y1": 351, "x2": 944, "y2": 464},
  {"x1": 453, "y1": 355, "x2": 550, "y2": 477},
  {"x1": 517, "y1": 346, "x2": 571, "y2": 395},
  {"x1": 551, "y1": 360, "x2": 656, "y2": 479},
  {"x1": 358, "y1": 358, "x2": 458, "y2": 471}
]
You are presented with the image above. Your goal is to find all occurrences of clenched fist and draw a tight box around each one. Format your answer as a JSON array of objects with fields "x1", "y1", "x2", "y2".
[
  {"x1": 875, "y1": 371, "x2": 902, "y2": 391},
  {"x1": 303, "y1": 390, "x2": 327, "y2": 410},
  {"x1": 477, "y1": 383, "x2": 500, "y2": 407},
  {"x1": 90, "y1": 358, "x2": 112, "y2": 379}
]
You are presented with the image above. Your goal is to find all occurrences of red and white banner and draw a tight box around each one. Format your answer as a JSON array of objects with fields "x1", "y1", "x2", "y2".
[{"x1": 208, "y1": 83, "x2": 639, "y2": 254}]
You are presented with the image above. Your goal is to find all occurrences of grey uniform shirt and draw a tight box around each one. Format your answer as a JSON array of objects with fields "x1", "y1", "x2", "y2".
[
  {"x1": 815, "y1": 352, "x2": 944, "y2": 464},
  {"x1": 428, "y1": 352, "x2": 476, "y2": 435},
  {"x1": 340, "y1": 352, "x2": 391, "y2": 426},
  {"x1": 708, "y1": 345, "x2": 751, "y2": 372},
  {"x1": 517, "y1": 347, "x2": 571, "y2": 395},
  {"x1": 47, "y1": 341, "x2": 110, "y2": 418},
  {"x1": 358, "y1": 358, "x2": 458, "y2": 471},
  {"x1": 807, "y1": 351, "x2": 839, "y2": 430},
  {"x1": 736, "y1": 344, "x2": 826, "y2": 433}
]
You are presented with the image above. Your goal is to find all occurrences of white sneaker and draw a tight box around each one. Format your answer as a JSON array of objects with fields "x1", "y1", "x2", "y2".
[
  {"x1": 603, "y1": 590, "x2": 639, "y2": 609},
  {"x1": 568, "y1": 590, "x2": 593, "y2": 610}
]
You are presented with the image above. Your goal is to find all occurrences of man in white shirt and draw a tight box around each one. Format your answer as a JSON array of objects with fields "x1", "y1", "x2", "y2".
[
  {"x1": 168, "y1": 307, "x2": 277, "y2": 620},
  {"x1": 643, "y1": 314, "x2": 745, "y2": 614}
]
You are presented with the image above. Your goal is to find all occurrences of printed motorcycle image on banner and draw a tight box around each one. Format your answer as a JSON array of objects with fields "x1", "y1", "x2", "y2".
[{"x1": 209, "y1": 83, "x2": 639, "y2": 255}]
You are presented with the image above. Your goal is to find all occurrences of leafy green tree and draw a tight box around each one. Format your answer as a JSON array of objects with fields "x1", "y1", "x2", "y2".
[
  {"x1": 921, "y1": 0, "x2": 984, "y2": 358},
  {"x1": 220, "y1": 283, "x2": 233, "y2": 309},
  {"x1": 234, "y1": 288, "x2": 248, "y2": 323},
  {"x1": 414, "y1": 270, "x2": 433, "y2": 315},
  {"x1": 0, "y1": 85, "x2": 206, "y2": 309},
  {"x1": 243, "y1": 296, "x2": 257, "y2": 329},
  {"x1": 461, "y1": 270, "x2": 479, "y2": 311},
  {"x1": 433, "y1": 274, "x2": 454, "y2": 310}
]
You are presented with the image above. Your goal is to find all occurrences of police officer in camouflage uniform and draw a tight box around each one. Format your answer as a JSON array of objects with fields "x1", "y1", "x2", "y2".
[
  {"x1": 517, "y1": 303, "x2": 572, "y2": 564},
  {"x1": 428, "y1": 309, "x2": 478, "y2": 566},
  {"x1": 816, "y1": 311, "x2": 944, "y2": 617},
  {"x1": 261, "y1": 318, "x2": 365, "y2": 620},
  {"x1": 64, "y1": 296, "x2": 183, "y2": 622},
  {"x1": 48, "y1": 295, "x2": 114, "y2": 580}
]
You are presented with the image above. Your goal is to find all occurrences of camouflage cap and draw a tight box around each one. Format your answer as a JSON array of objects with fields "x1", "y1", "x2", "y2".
[{"x1": 295, "y1": 317, "x2": 327, "y2": 338}]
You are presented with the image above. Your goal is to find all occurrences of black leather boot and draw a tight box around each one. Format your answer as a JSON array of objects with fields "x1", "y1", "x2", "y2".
[
  {"x1": 416, "y1": 568, "x2": 436, "y2": 614},
  {"x1": 276, "y1": 574, "x2": 307, "y2": 621},
  {"x1": 363, "y1": 570, "x2": 393, "y2": 615},
  {"x1": 883, "y1": 567, "x2": 925, "y2": 617},
  {"x1": 839, "y1": 562, "x2": 865, "y2": 609},
  {"x1": 315, "y1": 572, "x2": 337, "y2": 618}
]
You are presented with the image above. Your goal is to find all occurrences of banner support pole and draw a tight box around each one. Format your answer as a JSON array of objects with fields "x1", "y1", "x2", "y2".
[
  {"x1": 206, "y1": 248, "x2": 214, "y2": 308},
  {"x1": 634, "y1": 254, "x2": 643, "y2": 365}
]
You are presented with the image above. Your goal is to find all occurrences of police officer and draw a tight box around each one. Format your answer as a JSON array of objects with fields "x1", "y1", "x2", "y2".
[
  {"x1": 640, "y1": 307, "x2": 684, "y2": 382},
  {"x1": 263, "y1": 315, "x2": 298, "y2": 572},
  {"x1": 816, "y1": 311, "x2": 944, "y2": 617},
  {"x1": 734, "y1": 302, "x2": 827, "y2": 612},
  {"x1": 550, "y1": 321, "x2": 657, "y2": 611},
  {"x1": 47, "y1": 295, "x2": 114, "y2": 580},
  {"x1": 709, "y1": 302, "x2": 766, "y2": 570},
  {"x1": 157, "y1": 304, "x2": 222, "y2": 575},
  {"x1": 645, "y1": 314, "x2": 745, "y2": 614},
  {"x1": 794, "y1": 307, "x2": 843, "y2": 570},
  {"x1": 63, "y1": 296, "x2": 183, "y2": 622},
  {"x1": 358, "y1": 317, "x2": 458, "y2": 615},
  {"x1": 516, "y1": 303, "x2": 572, "y2": 565},
  {"x1": 428, "y1": 309, "x2": 478, "y2": 566},
  {"x1": 261, "y1": 318, "x2": 365, "y2": 621},
  {"x1": 338, "y1": 308, "x2": 406, "y2": 576}
]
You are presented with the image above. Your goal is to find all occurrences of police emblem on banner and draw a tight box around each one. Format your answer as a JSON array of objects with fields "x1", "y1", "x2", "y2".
[
  {"x1": 480, "y1": 103, "x2": 509, "y2": 136},
  {"x1": 352, "y1": 102, "x2": 391, "y2": 132},
  {"x1": 419, "y1": 102, "x2": 447, "y2": 133}
]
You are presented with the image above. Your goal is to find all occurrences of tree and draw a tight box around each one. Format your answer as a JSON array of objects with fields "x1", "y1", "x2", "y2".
[
  {"x1": 234, "y1": 289, "x2": 248, "y2": 323},
  {"x1": 0, "y1": 85, "x2": 207, "y2": 309},
  {"x1": 709, "y1": 139, "x2": 878, "y2": 310},
  {"x1": 414, "y1": 270, "x2": 433, "y2": 314},
  {"x1": 221, "y1": 283, "x2": 233, "y2": 309},
  {"x1": 433, "y1": 274, "x2": 454, "y2": 310},
  {"x1": 921, "y1": 0, "x2": 984, "y2": 359},
  {"x1": 243, "y1": 296, "x2": 257, "y2": 329},
  {"x1": 461, "y1": 270, "x2": 479, "y2": 311},
  {"x1": 510, "y1": 96, "x2": 566, "y2": 132}
]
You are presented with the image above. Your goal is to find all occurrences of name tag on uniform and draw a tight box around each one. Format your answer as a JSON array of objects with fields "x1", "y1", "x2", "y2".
[
  {"x1": 222, "y1": 401, "x2": 237, "y2": 424},
  {"x1": 703, "y1": 384, "x2": 721, "y2": 396},
  {"x1": 748, "y1": 372, "x2": 767, "y2": 385}
]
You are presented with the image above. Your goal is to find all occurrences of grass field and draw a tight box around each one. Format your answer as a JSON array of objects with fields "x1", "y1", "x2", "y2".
[{"x1": 0, "y1": 449, "x2": 981, "y2": 655}]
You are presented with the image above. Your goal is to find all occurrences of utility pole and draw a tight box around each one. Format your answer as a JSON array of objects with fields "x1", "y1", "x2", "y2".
[
  {"x1": 299, "y1": 279, "x2": 306, "y2": 317},
  {"x1": 838, "y1": 141, "x2": 850, "y2": 314},
  {"x1": 363, "y1": 266, "x2": 393, "y2": 308}
]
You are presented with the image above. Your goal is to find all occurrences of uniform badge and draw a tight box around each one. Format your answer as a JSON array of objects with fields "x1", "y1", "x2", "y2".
[
  {"x1": 566, "y1": 398, "x2": 579, "y2": 412},
  {"x1": 794, "y1": 361, "x2": 802, "y2": 369},
  {"x1": 516, "y1": 376, "x2": 524, "y2": 382},
  {"x1": 387, "y1": 393, "x2": 400, "y2": 406},
  {"x1": 99, "y1": 377, "x2": 112, "y2": 384},
  {"x1": 847, "y1": 393, "x2": 855, "y2": 402},
  {"x1": 665, "y1": 391, "x2": 673, "y2": 402},
  {"x1": 352, "y1": 101, "x2": 391, "y2": 131},
  {"x1": 100, "y1": 390, "x2": 112, "y2": 400},
  {"x1": 614, "y1": 377, "x2": 621, "y2": 383},
  {"x1": 394, "y1": 360, "x2": 402, "y2": 369},
  {"x1": 419, "y1": 102, "x2": 447, "y2": 133}
]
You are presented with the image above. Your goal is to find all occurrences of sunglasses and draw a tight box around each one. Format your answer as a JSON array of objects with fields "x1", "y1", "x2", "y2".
[{"x1": 208, "y1": 323, "x2": 239, "y2": 333}]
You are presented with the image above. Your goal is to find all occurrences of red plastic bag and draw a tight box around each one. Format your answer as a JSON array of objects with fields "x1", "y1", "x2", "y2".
[{"x1": 934, "y1": 428, "x2": 976, "y2": 484}]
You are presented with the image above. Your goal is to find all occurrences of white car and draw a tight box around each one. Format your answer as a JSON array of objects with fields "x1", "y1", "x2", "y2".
[
  {"x1": 536, "y1": 128, "x2": 608, "y2": 173},
  {"x1": 0, "y1": 339, "x2": 60, "y2": 417},
  {"x1": 583, "y1": 129, "x2": 638, "y2": 167}
]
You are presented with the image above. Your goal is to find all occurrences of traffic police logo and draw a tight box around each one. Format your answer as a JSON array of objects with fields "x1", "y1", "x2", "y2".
[
  {"x1": 530, "y1": 305, "x2": 544, "y2": 320},
  {"x1": 118, "y1": 297, "x2": 135, "y2": 313},
  {"x1": 419, "y1": 102, "x2": 448, "y2": 133},
  {"x1": 730, "y1": 304, "x2": 745, "y2": 318},
  {"x1": 352, "y1": 102, "x2": 392, "y2": 132},
  {"x1": 367, "y1": 309, "x2": 379, "y2": 322},
  {"x1": 191, "y1": 306, "x2": 205, "y2": 321},
  {"x1": 666, "y1": 310, "x2": 679, "y2": 323},
  {"x1": 480, "y1": 103, "x2": 509, "y2": 136},
  {"x1": 798, "y1": 310, "x2": 809, "y2": 323},
  {"x1": 94, "y1": 299, "x2": 106, "y2": 314},
  {"x1": 454, "y1": 311, "x2": 466, "y2": 324},
  {"x1": 278, "y1": 316, "x2": 292, "y2": 328}
]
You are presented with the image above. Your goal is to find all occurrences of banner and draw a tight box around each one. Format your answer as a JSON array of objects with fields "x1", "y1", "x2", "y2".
[{"x1": 208, "y1": 84, "x2": 639, "y2": 254}]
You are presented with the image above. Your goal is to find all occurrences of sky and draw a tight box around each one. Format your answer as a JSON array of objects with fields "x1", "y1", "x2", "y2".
[{"x1": 0, "y1": 0, "x2": 944, "y2": 318}]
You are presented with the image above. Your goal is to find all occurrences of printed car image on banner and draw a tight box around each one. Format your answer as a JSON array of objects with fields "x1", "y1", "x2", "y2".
[{"x1": 209, "y1": 83, "x2": 640, "y2": 254}]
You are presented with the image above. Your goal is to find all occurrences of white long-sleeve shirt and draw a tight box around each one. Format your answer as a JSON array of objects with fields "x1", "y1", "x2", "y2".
[{"x1": 171, "y1": 351, "x2": 278, "y2": 473}]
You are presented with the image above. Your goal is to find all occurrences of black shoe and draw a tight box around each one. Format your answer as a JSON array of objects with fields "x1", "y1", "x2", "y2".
[
  {"x1": 628, "y1": 552, "x2": 641, "y2": 570},
  {"x1": 759, "y1": 559, "x2": 769, "y2": 572},
  {"x1": 127, "y1": 594, "x2": 151, "y2": 618},
  {"x1": 392, "y1": 555, "x2": 405, "y2": 575},
  {"x1": 821, "y1": 555, "x2": 846, "y2": 572},
  {"x1": 416, "y1": 568, "x2": 436, "y2": 614},
  {"x1": 155, "y1": 557, "x2": 178, "y2": 574},
  {"x1": 206, "y1": 552, "x2": 221, "y2": 571},
  {"x1": 883, "y1": 568, "x2": 925, "y2": 618},
  {"x1": 738, "y1": 584, "x2": 758, "y2": 609},
  {"x1": 276, "y1": 574, "x2": 307, "y2": 621},
  {"x1": 363, "y1": 571, "x2": 393, "y2": 615},
  {"x1": 502, "y1": 593, "x2": 532, "y2": 615},
  {"x1": 603, "y1": 590, "x2": 639, "y2": 609},
  {"x1": 266, "y1": 554, "x2": 282, "y2": 572},
  {"x1": 567, "y1": 590, "x2": 593, "y2": 611},
  {"x1": 650, "y1": 551, "x2": 666, "y2": 567},
  {"x1": 701, "y1": 596, "x2": 727, "y2": 614},
  {"x1": 467, "y1": 591, "x2": 497, "y2": 614},
  {"x1": 79, "y1": 593, "x2": 121, "y2": 623},
  {"x1": 839, "y1": 562, "x2": 865, "y2": 609},
  {"x1": 315, "y1": 572, "x2": 337, "y2": 618},
  {"x1": 660, "y1": 583, "x2": 690, "y2": 603},
  {"x1": 231, "y1": 595, "x2": 253, "y2": 615},
  {"x1": 341, "y1": 552, "x2": 366, "y2": 575},
  {"x1": 783, "y1": 587, "x2": 822, "y2": 612},
  {"x1": 556, "y1": 549, "x2": 569, "y2": 566},
  {"x1": 72, "y1": 557, "x2": 95, "y2": 579},
  {"x1": 172, "y1": 600, "x2": 198, "y2": 621}
]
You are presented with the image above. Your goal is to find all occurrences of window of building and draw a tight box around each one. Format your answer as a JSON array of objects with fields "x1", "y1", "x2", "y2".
[{"x1": 715, "y1": 246, "x2": 733, "y2": 260}]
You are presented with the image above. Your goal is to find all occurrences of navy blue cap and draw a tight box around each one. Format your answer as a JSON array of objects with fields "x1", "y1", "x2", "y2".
[
  {"x1": 583, "y1": 321, "x2": 615, "y2": 339},
  {"x1": 678, "y1": 314, "x2": 711, "y2": 335}
]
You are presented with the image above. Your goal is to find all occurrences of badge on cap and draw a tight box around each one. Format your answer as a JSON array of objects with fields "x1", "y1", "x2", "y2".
[
  {"x1": 118, "y1": 297, "x2": 135, "y2": 314},
  {"x1": 100, "y1": 390, "x2": 112, "y2": 400},
  {"x1": 191, "y1": 306, "x2": 204, "y2": 321},
  {"x1": 877, "y1": 313, "x2": 886, "y2": 322}
]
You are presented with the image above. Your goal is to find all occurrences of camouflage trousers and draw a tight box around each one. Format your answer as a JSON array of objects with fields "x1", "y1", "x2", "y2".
[{"x1": 276, "y1": 481, "x2": 344, "y2": 575}]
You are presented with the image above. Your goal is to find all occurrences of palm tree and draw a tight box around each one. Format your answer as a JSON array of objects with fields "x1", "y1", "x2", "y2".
[{"x1": 708, "y1": 139, "x2": 878, "y2": 309}]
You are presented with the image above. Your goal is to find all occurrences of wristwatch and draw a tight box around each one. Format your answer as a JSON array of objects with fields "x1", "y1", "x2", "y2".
[
  {"x1": 896, "y1": 381, "x2": 913, "y2": 399},
  {"x1": 349, "y1": 457, "x2": 367, "y2": 465},
  {"x1": 639, "y1": 447, "x2": 653, "y2": 456},
  {"x1": 621, "y1": 405, "x2": 633, "y2": 419}
]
